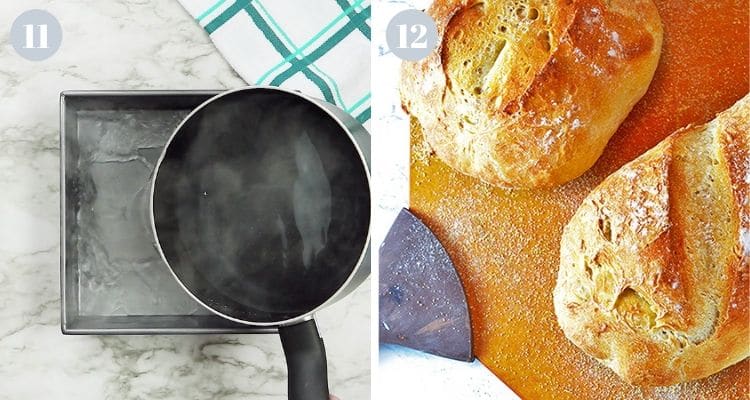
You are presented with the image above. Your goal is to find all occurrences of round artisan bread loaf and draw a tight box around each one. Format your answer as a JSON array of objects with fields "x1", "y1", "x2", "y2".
[
  {"x1": 401, "y1": 0, "x2": 663, "y2": 188},
  {"x1": 554, "y1": 94, "x2": 750, "y2": 386}
]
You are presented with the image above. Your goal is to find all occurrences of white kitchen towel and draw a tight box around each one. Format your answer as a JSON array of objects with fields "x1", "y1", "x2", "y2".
[{"x1": 179, "y1": 0, "x2": 371, "y2": 128}]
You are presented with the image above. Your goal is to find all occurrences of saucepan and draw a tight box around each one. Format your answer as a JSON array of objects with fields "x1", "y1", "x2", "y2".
[{"x1": 149, "y1": 86, "x2": 371, "y2": 400}]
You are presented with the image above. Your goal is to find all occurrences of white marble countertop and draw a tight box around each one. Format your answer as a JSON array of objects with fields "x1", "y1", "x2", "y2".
[
  {"x1": 371, "y1": 1, "x2": 518, "y2": 398},
  {"x1": 0, "y1": 1, "x2": 369, "y2": 399}
]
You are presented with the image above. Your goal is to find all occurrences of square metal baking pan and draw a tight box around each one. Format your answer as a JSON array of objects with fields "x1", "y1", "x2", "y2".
[{"x1": 60, "y1": 90, "x2": 276, "y2": 335}]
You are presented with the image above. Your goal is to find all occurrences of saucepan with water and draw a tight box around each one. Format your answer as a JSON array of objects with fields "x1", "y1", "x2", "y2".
[{"x1": 149, "y1": 87, "x2": 370, "y2": 400}]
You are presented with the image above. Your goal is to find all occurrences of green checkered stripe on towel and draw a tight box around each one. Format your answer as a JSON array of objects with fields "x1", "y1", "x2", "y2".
[{"x1": 196, "y1": 0, "x2": 371, "y2": 124}]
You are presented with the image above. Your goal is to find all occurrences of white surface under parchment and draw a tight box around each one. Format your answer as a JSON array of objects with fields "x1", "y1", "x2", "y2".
[{"x1": 0, "y1": 1, "x2": 369, "y2": 399}]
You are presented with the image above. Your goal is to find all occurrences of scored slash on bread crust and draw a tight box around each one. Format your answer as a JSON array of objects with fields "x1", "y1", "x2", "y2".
[
  {"x1": 401, "y1": 0, "x2": 663, "y2": 188},
  {"x1": 553, "y1": 94, "x2": 750, "y2": 386}
]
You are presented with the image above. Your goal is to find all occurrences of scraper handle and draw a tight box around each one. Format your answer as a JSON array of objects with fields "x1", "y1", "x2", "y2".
[{"x1": 279, "y1": 318, "x2": 330, "y2": 400}]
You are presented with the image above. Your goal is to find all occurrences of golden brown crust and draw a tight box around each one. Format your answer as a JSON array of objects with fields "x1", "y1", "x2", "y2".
[
  {"x1": 553, "y1": 94, "x2": 750, "y2": 386},
  {"x1": 401, "y1": 0, "x2": 663, "y2": 188}
]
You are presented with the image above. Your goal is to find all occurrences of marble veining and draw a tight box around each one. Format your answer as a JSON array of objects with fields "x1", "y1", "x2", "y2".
[{"x1": 0, "y1": 1, "x2": 369, "y2": 399}]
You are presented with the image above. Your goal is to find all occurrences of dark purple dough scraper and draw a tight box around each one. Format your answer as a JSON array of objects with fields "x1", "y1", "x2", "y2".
[{"x1": 378, "y1": 208, "x2": 473, "y2": 362}]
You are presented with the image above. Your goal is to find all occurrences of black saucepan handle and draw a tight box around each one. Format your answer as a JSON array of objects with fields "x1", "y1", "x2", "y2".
[{"x1": 279, "y1": 318, "x2": 330, "y2": 400}]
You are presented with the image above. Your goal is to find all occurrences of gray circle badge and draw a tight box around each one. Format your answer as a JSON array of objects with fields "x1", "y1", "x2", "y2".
[
  {"x1": 386, "y1": 9, "x2": 438, "y2": 61},
  {"x1": 10, "y1": 9, "x2": 62, "y2": 61}
]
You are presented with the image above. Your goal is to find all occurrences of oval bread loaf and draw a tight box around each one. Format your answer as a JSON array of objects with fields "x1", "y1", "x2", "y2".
[
  {"x1": 401, "y1": 0, "x2": 663, "y2": 188},
  {"x1": 553, "y1": 94, "x2": 750, "y2": 386}
]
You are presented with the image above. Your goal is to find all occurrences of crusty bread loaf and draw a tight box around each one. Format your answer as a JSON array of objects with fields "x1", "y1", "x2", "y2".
[
  {"x1": 553, "y1": 94, "x2": 750, "y2": 386},
  {"x1": 401, "y1": 0, "x2": 663, "y2": 188}
]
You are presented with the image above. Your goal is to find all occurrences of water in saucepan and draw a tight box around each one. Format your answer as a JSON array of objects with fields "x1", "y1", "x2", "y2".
[
  {"x1": 154, "y1": 91, "x2": 369, "y2": 321},
  {"x1": 292, "y1": 132, "x2": 332, "y2": 268}
]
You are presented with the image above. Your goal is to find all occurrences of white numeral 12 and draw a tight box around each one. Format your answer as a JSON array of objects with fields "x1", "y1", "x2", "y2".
[
  {"x1": 397, "y1": 24, "x2": 428, "y2": 49},
  {"x1": 24, "y1": 24, "x2": 49, "y2": 49}
]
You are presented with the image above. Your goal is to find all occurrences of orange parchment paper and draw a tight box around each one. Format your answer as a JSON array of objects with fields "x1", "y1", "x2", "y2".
[{"x1": 408, "y1": 0, "x2": 750, "y2": 398}]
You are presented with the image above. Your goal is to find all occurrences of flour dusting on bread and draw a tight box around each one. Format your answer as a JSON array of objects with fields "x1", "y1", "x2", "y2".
[
  {"x1": 401, "y1": 0, "x2": 664, "y2": 188},
  {"x1": 554, "y1": 94, "x2": 750, "y2": 386}
]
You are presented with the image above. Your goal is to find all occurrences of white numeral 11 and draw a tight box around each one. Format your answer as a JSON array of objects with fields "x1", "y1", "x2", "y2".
[{"x1": 24, "y1": 24, "x2": 49, "y2": 49}]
